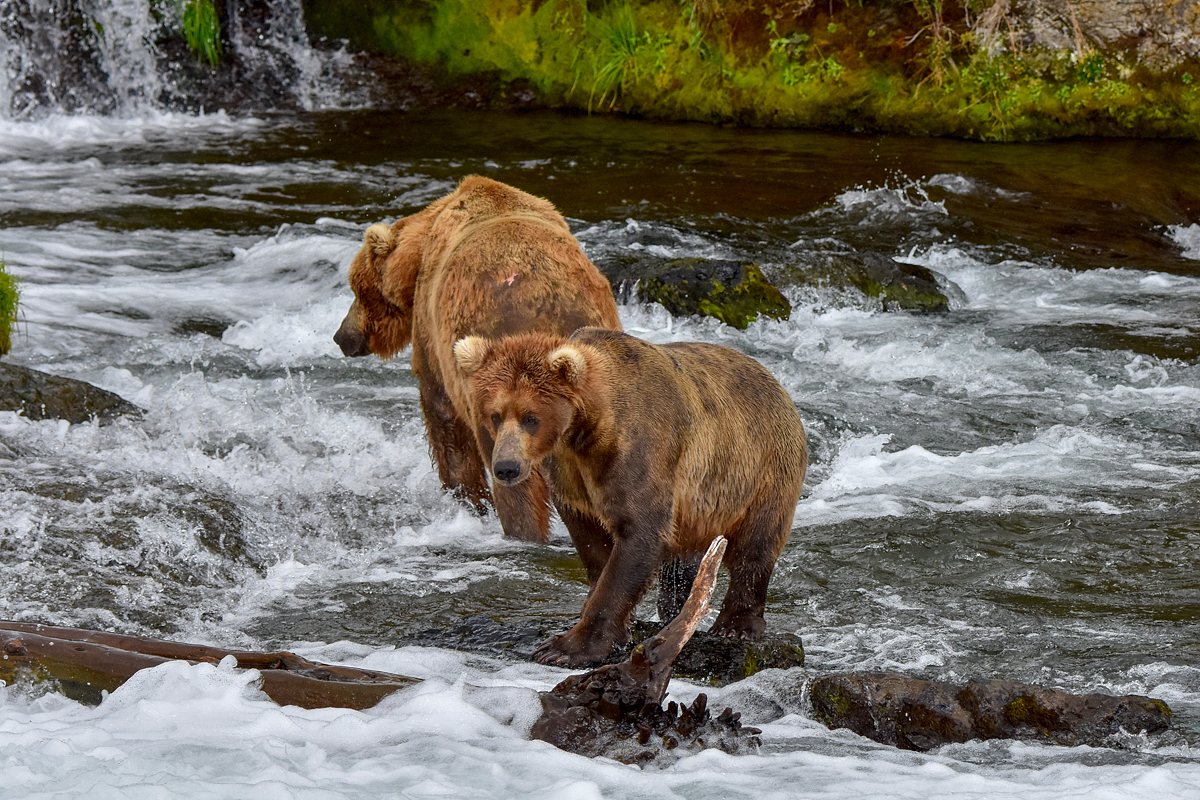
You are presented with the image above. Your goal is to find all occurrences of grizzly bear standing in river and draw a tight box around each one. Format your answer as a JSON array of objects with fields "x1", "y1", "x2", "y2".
[
  {"x1": 334, "y1": 177, "x2": 622, "y2": 542},
  {"x1": 454, "y1": 328, "x2": 807, "y2": 667}
]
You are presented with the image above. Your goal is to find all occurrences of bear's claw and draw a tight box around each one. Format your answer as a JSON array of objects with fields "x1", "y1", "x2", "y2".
[{"x1": 533, "y1": 636, "x2": 614, "y2": 668}]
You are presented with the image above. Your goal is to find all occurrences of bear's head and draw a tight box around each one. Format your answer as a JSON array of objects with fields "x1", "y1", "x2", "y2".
[
  {"x1": 336, "y1": 197, "x2": 457, "y2": 361},
  {"x1": 454, "y1": 333, "x2": 590, "y2": 487},
  {"x1": 334, "y1": 222, "x2": 409, "y2": 358}
]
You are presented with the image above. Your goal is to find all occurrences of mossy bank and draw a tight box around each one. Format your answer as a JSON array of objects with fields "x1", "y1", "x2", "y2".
[{"x1": 298, "y1": 0, "x2": 1200, "y2": 141}]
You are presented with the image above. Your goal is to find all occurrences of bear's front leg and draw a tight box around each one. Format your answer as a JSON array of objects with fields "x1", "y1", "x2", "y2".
[{"x1": 534, "y1": 527, "x2": 667, "y2": 667}]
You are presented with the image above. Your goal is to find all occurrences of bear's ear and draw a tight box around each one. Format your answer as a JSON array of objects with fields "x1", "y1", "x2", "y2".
[
  {"x1": 454, "y1": 336, "x2": 491, "y2": 376},
  {"x1": 364, "y1": 223, "x2": 395, "y2": 258},
  {"x1": 547, "y1": 345, "x2": 587, "y2": 386}
]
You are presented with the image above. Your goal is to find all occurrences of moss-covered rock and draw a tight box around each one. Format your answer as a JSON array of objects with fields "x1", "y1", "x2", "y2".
[
  {"x1": 599, "y1": 255, "x2": 792, "y2": 329},
  {"x1": 810, "y1": 672, "x2": 1173, "y2": 751}
]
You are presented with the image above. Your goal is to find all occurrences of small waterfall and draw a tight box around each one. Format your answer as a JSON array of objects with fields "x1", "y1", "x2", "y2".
[{"x1": 0, "y1": 0, "x2": 377, "y2": 118}]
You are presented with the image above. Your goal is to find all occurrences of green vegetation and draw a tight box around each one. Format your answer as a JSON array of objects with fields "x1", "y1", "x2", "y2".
[
  {"x1": 304, "y1": 0, "x2": 1200, "y2": 141},
  {"x1": 0, "y1": 260, "x2": 19, "y2": 357},
  {"x1": 181, "y1": 0, "x2": 222, "y2": 66},
  {"x1": 640, "y1": 261, "x2": 792, "y2": 330}
]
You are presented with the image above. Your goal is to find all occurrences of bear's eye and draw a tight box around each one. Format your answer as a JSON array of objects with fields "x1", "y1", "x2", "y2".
[
  {"x1": 490, "y1": 412, "x2": 502, "y2": 429},
  {"x1": 521, "y1": 413, "x2": 540, "y2": 433}
]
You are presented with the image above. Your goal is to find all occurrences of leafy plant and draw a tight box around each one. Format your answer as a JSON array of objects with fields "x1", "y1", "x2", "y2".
[
  {"x1": 588, "y1": 3, "x2": 669, "y2": 111},
  {"x1": 181, "y1": 0, "x2": 222, "y2": 67},
  {"x1": 0, "y1": 260, "x2": 19, "y2": 357},
  {"x1": 910, "y1": 0, "x2": 958, "y2": 88},
  {"x1": 1075, "y1": 49, "x2": 1105, "y2": 84}
]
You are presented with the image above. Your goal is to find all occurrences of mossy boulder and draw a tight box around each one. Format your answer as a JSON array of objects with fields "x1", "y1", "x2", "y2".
[
  {"x1": 0, "y1": 363, "x2": 142, "y2": 424},
  {"x1": 810, "y1": 672, "x2": 1173, "y2": 751},
  {"x1": 772, "y1": 252, "x2": 964, "y2": 313},
  {"x1": 598, "y1": 255, "x2": 792, "y2": 329}
]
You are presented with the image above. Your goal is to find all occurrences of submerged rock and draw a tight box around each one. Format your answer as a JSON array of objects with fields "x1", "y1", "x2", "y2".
[
  {"x1": 772, "y1": 252, "x2": 965, "y2": 313},
  {"x1": 810, "y1": 672, "x2": 1173, "y2": 751},
  {"x1": 0, "y1": 362, "x2": 142, "y2": 424}
]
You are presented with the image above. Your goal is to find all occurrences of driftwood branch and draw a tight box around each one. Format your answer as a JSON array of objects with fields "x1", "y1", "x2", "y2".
[
  {"x1": 0, "y1": 621, "x2": 419, "y2": 709},
  {"x1": 531, "y1": 537, "x2": 761, "y2": 762},
  {"x1": 642, "y1": 536, "x2": 727, "y2": 703}
]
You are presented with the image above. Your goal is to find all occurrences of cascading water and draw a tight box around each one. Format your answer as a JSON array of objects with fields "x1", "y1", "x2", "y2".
[{"x1": 0, "y1": 0, "x2": 372, "y2": 117}]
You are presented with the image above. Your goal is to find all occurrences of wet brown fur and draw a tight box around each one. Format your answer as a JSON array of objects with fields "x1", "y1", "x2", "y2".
[
  {"x1": 456, "y1": 328, "x2": 808, "y2": 667},
  {"x1": 334, "y1": 177, "x2": 622, "y2": 542}
]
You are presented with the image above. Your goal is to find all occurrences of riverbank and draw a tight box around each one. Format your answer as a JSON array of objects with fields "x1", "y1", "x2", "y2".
[{"x1": 296, "y1": 0, "x2": 1200, "y2": 141}]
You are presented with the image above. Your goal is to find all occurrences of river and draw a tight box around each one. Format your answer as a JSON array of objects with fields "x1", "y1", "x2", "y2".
[{"x1": 1, "y1": 64, "x2": 1199, "y2": 800}]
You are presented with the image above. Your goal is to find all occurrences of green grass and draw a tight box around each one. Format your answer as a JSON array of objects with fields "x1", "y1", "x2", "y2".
[
  {"x1": 181, "y1": 0, "x2": 222, "y2": 67},
  {"x1": 0, "y1": 260, "x2": 19, "y2": 357},
  {"x1": 338, "y1": 0, "x2": 1200, "y2": 141}
]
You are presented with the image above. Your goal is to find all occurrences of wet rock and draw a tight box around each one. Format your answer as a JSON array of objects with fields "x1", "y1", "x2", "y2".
[
  {"x1": 598, "y1": 255, "x2": 791, "y2": 329},
  {"x1": 0, "y1": 362, "x2": 142, "y2": 424},
  {"x1": 409, "y1": 614, "x2": 552, "y2": 658},
  {"x1": 810, "y1": 672, "x2": 1173, "y2": 751},
  {"x1": 627, "y1": 621, "x2": 804, "y2": 685},
  {"x1": 772, "y1": 252, "x2": 964, "y2": 313},
  {"x1": 407, "y1": 615, "x2": 802, "y2": 686}
]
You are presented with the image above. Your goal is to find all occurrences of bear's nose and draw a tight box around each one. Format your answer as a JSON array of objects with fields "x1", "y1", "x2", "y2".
[
  {"x1": 493, "y1": 460, "x2": 522, "y2": 483},
  {"x1": 333, "y1": 325, "x2": 370, "y2": 357}
]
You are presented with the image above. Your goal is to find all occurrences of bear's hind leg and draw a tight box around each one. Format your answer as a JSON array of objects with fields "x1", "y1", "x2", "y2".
[
  {"x1": 709, "y1": 502, "x2": 793, "y2": 641},
  {"x1": 492, "y1": 470, "x2": 552, "y2": 543}
]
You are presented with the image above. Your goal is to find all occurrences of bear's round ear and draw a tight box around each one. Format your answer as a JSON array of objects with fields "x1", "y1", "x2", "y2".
[
  {"x1": 547, "y1": 345, "x2": 587, "y2": 386},
  {"x1": 364, "y1": 223, "x2": 395, "y2": 257},
  {"x1": 454, "y1": 336, "x2": 490, "y2": 376}
]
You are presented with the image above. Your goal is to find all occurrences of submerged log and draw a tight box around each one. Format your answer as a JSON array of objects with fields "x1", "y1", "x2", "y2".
[
  {"x1": 811, "y1": 672, "x2": 1173, "y2": 752},
  {"x1": 0, "y1": 621, "x2": 419, "y2": 709},
  {"x1": 531, "y1": 537, "x2": 762, "y2": 763}
]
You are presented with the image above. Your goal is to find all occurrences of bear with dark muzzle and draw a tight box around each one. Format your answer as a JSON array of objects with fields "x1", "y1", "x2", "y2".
[{"x1": 455, "y1": 328, "x2": 807, "y2": 667}]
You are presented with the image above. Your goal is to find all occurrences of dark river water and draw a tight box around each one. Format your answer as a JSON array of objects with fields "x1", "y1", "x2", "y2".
[{"x1": 1, "y1": 107, "x2": 1198, "y2": 798}]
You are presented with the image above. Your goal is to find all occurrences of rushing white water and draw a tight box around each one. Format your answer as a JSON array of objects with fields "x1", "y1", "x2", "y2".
[{"x1": 1, "y1": 111, "x2": 1198, "y2": 798}]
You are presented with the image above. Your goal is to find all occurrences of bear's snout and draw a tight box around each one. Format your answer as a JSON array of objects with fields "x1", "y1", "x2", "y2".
[
  {"x1": 491, "y1": 429, "x2": 531, "y2": 486},
  {"x1": 334, "y1": 313, "x2": 370, "y2": 357},
  {"x1": 493, "y1": 459, "x2": 523, "y2": 484}
]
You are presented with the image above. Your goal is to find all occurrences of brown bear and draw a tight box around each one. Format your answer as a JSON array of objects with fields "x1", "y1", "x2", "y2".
[
  {"x1": 454, "y1": 327, "x2": 808, "y2": 667},
  {"x1": 334, "y1": 177, "x2": 622, "y2": 543}
]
